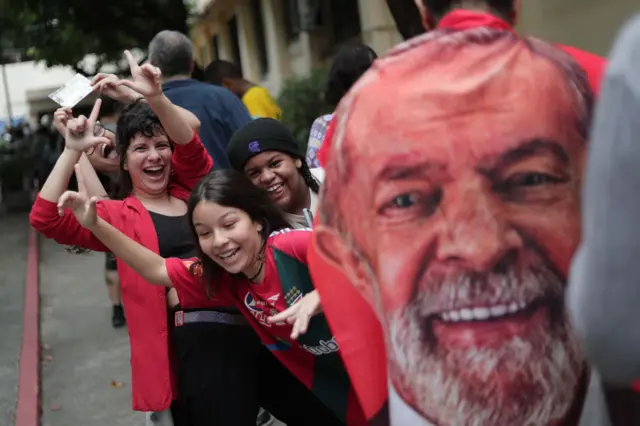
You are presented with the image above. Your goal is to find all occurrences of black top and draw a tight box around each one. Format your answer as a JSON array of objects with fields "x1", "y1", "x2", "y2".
[{"x1": 149, "y1": 211, "x2": 197, "y2": 260}]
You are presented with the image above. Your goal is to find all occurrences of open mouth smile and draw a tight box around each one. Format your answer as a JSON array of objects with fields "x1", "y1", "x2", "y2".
[
  {"x1": 217, "y1": 248, "x2": 240, "y2": 262},
  {"x1": 427, "y1": 297, "x2": 554, "y2": 348},
  {"x1": 143, "y1": 165, "x2": 165, "y2": 178},
  {"x1": 266, "y1": 183, "x2": 284, "y2": 196}
]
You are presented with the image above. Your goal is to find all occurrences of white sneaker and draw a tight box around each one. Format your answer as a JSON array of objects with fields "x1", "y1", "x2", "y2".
[{"x1": 257, "y1": 408, "x2": 275, "y2": 426}]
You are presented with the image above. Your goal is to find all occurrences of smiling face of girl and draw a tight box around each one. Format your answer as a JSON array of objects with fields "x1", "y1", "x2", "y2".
[
  {"x1": 243, "y1": 151, "x2": 308, "y2": 213},
  {"x1": 191, "y1": 200, "x2": 264, "y2": 277}
]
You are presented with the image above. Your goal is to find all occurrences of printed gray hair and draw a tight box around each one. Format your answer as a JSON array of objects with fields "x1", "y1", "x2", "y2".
[{"x1": 319, "y1": 27, "x2": 594, "y2": 237}]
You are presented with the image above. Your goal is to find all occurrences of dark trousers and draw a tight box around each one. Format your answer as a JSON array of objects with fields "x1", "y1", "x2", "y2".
[
  {"x1": 603, "y1": 385, "x2": 640, "y2": 426},
  {"x1": 169, "y1": 320, "x2": 344, "y2": 426},
  {"x1": 257, "y1": 345, "x2": 345, "y2": 426},
  {"x1": 170, "y1": 321, "x2": 262, "y2": 426}
]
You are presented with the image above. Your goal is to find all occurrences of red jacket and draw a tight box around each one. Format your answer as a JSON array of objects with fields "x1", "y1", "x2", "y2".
[
  {"x1": 29, "y1": 132, "x2": 213, "y2": 412},
  {"x1": 317, "y1": 10, "x2": 606, "y2": 166}
]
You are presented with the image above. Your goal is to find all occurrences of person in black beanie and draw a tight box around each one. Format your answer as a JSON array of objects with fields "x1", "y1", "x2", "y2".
[{"x1": 227, "y1": 118, "x2": 324, "y2": 228}]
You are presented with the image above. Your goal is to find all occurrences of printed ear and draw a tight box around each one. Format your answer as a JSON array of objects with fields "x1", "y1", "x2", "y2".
[
  {"x1": 294, "y1": 158, "x2": 302, "y2": 169},
  {"x1": 314, "y1": 225, "x2": 375, "y2": 307}
]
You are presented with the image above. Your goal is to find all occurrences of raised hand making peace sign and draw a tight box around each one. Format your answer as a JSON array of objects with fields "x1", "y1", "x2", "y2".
[
  {"x1": 117, "y1": 50, "x2": 163, "y2": 99},
  {"x1": 268, "y1": 290, "x2": 323, "y2": 340},
  {"x1": 64, "y1": 99, "x2": 111, "y2": 154}
]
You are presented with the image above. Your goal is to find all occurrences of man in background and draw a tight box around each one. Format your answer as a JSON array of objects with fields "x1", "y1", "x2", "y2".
[
  {"x1": 148, "y1": 31, "x2": 251, "y2": 168},
  {"x1": 205, "y1": 60, "x2": 282, "y2": 120}
]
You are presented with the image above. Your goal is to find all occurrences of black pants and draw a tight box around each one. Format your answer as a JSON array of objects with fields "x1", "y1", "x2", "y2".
[
  {"x1": 169, "y1": 318, "x2": 344, "y2": 426},
  {"x1": 603, "y1": 385, "x2": 640, "y2": 426},
  {"x1": 257, "y1": 345, "x2": 344, "y2": 426},
  {"x1": 170, "y1": 320, "x2": 262, "y2": 426}
]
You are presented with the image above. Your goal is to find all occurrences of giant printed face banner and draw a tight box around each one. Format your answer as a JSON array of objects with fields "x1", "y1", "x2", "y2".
[{"x1": 312, "y1": 28, "x2": 594, "y2": 426}]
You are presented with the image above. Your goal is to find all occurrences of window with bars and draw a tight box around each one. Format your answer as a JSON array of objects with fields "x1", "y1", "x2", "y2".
[
  {"x1": 210, "y1": 35, "x2": 220, "y2": 61},
  {"x1": 328, "y1": 0, "x2": 361, "y2": 44},
  {"x1": 228, "y1": 16, "x2": 243, "y2": 74},
  {"x1": 283, "y1": 0, "x2": 301, "y2": 42},
  {"x1": 250, "y1": 0, "x2": 269, "y2": 76}
]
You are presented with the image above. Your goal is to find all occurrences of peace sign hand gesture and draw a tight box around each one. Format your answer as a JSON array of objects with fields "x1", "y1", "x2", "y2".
[
  {"x1": 268, "y1": 290, "x2": 322, "y2": 340},
  {"x1": 57, "y1": 164, "x2": 99, "y2": 229},
  {"x1": 64, "y1": 99, "x2": 111, "y2": 153},
  {"x1": 117, "y1": 50, "x2": 162, "y2": 99}
]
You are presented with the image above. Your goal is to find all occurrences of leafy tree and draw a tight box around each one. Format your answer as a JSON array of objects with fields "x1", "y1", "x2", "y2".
[{"x1": 0, "y1": 0, "x2": 190, "y2": 74}]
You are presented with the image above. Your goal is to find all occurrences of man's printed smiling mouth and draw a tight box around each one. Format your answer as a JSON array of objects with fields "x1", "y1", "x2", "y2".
[{"x1": 434, "y1": 297, "x2": 549, "y2": 323}]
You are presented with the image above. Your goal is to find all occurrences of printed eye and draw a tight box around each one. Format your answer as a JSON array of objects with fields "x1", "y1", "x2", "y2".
[
  {"x1": 495, "y1": 171, "x2": 569, "y2": 203},
  {"x1": 270, "y1": 160, "x2": 282, "y2": 168},
  {"x1": 379, "y1": 188, "x2": 442, "y2": 219},
  {"x1": 197, "y1": 231, "x2": 211, "y2": 238},
  {"x1": 223, "y1": 222, "x2": 236, "y2": 230},
  {"x1": 506, "y1": 172, "x2": 563, "y2": 187}
]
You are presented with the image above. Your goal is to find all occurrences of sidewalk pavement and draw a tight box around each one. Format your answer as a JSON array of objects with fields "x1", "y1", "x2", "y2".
[
  {"x1": 37, "y1": 238, "x2": 286, "y2": 426},
  {"x1": 39, "y1": 238, "x2": 138, "y2": 426},
  {"x1": 0, "y1": 214, "x2": 28, "y2": 425}
]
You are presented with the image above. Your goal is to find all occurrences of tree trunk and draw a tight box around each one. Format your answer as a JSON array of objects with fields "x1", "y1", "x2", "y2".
[{"x1": 385, "y1": 0, "x2": 426, "y2": 40}]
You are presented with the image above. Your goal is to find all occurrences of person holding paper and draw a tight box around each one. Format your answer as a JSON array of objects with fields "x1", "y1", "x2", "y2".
[
  {"x1": 226, "y1": 118, "x2": 324, "y2": 229},
  {"x1": 29, "y1": 50, "x2": 262, "y2": 426},
  {"x1": 52, "y1": 100, "x2": 127, "y2": 328}
]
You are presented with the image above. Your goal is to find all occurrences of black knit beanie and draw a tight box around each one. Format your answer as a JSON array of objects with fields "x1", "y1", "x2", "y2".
[{"x1": 227, "y1": 118, "x2": 303, "y2": 171}]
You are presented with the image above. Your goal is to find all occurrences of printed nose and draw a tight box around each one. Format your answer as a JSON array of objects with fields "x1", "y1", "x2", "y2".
[{"x1": 435, "y1": 183, "x2": 522, "y2": 272}]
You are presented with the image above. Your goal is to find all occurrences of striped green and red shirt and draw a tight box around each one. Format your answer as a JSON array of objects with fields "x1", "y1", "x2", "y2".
[{"x1": 167, "y1": 228, "x2": 367, "y2": 426}]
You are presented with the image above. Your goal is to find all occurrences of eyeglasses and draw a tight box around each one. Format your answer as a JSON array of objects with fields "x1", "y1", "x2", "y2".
[{"x1": 93, "y1": 121, "x2": 106, "y2": 138}]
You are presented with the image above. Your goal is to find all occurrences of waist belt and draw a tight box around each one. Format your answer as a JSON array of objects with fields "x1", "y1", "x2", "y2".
[{"x1": 174, "y1": 310, "x2": 248, "y2": 327}]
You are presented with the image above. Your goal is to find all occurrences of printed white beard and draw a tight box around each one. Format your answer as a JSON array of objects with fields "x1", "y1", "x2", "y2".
[{"x1": 385, "y1": 269, "x2": 584, "y2": 426}]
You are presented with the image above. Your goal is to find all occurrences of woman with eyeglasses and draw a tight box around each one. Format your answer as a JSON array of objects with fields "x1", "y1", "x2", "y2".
[
  {"x1": 30, "y1": 51, "x2": 241, "y2": 426},
  {"x1": 53, "y1": 97, "x2": 127, "y2": 328}
]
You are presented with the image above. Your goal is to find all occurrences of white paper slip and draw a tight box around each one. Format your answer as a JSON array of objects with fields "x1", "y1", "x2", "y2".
[{"x1": 48, "y1": 74, "x2": 94, "y2": 108}]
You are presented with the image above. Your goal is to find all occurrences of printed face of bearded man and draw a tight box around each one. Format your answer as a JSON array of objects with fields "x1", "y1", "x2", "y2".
[{"x1": 316, "y1": 33, "x2": 591, "y2": 426}]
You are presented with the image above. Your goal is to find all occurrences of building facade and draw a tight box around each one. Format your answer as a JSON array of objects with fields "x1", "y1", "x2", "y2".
[
  {"x1": 190, "y1": 0, "x2": 638, "y2": 97},
  {"x1": 190, "y1": 0, "x2": 401, "y2": 96}
]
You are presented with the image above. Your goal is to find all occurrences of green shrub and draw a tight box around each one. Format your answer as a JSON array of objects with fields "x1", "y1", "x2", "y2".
[{"x1": 278, "y1": 68, "x2": 333, "y2": 154}]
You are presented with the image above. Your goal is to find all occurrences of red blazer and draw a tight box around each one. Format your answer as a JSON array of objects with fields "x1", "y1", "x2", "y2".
[{"x1": 29, "y1": 131, "x2": 213, "y2": 412}]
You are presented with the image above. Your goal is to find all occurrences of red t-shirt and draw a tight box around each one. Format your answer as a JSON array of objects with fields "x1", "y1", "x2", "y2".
[{"x1": 166, "y1": 229, "x2": 366, "y2": 426}]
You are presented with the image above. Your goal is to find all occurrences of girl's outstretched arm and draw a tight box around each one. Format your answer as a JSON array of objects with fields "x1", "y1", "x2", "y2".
[
  {"x1": 89, "y1": 216, "x2": 172, "y2": 287},
  {"x1": 57, "y1": 164, "x2": 173, "y2": 287}
]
